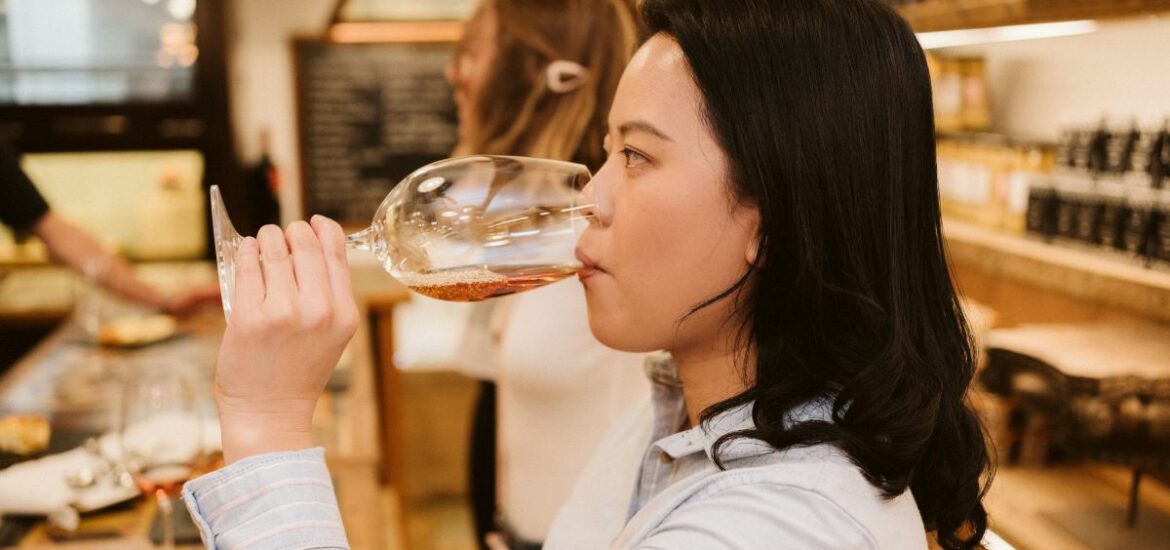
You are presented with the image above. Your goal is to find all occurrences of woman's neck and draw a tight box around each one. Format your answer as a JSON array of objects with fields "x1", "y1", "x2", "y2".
[{"x1": 671, "y1": 344, "x2": 754, "y2": 426}]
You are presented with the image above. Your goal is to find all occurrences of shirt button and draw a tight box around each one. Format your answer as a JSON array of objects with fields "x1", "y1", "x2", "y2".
[{"x1": 659, "y1": 451, "x2": 673, "y2": 463}]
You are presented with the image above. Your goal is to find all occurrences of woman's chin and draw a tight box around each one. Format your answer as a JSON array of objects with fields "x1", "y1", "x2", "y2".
[{"x1": 585, "y1": 310, "x2": 657, "y2": 353}]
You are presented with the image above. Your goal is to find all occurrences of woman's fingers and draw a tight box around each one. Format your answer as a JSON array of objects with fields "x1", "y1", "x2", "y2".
[
  {"x1": 286, "y1": 221, "x2": 331, "y2": 320},
  {"x1": 233, "y1": 237, "x2": 264, "y2": 315},
  {"x1": 256, "y1": 225, "x2": 297, "y2": 312},
  {"x1": 231, "y1": 220, "x2": 353, "y2": 336},
  {"x1": 310, "y1": 215, "x2": 357, "y2": 331}
]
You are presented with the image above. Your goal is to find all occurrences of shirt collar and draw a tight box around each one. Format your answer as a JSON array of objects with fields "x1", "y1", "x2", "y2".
[
  {"x1": 643, "y1": 351, "x2": 683, "y2": 387},
  {"x1": 642, "y1": 353, "x2": 834, "y2": 463}
]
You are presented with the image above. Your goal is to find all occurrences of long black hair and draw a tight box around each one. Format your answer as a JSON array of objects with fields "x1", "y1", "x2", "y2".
[{"x1": 641, "y1": 1, "x2": 993, "y2": 548}]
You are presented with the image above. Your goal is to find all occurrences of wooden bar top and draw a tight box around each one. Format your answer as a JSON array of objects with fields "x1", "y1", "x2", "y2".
[
  {"x1": 943, "y1": 218, "x2": 1170, "y2": 323},
  {"x1": 0, "y1": 256, "x2": 411, "y2": 549}
]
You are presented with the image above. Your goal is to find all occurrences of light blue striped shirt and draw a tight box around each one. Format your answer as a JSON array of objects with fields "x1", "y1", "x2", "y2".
[
  {"x1": 182, "y1": 354, "x2": 928, "y2": 549},
  {"x1": 545, "y1": 353, "x2": 927, "y2": 548},
  {"x1": 181, "y1": 448, "x2": 348, "y2": 549}
]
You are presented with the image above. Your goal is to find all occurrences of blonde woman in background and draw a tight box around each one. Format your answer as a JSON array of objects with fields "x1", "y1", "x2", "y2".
[{"x1": 444, "y1": 1, "x2": 648, "y2": 548}]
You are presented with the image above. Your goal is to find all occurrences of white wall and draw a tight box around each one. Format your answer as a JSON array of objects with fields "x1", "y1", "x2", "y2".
[
  {"x1": 941, "y1": 16, "x2": 1170, "y2": 140},
  {"x1": 228, "y1": 0, "x2": 334, "y2": 222},
  {"x1": 228, "y1": 8, "x2": 1169, "y2": 220}
]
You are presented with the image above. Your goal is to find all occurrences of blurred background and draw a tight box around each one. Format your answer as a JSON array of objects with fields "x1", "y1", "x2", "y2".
[{"x1": 0, "y1": 0, "x2": 1168, "y2": 549}]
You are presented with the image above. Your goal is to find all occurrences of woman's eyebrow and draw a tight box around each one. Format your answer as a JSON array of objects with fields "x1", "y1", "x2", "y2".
[{"x1": 618, "y1": 120, "x2": 675, "y2": 143}]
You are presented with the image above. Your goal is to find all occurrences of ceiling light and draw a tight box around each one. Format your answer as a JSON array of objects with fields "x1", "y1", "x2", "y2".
[{"x1": 917, "y1": 20, "x2": 1098, "y2": 50}]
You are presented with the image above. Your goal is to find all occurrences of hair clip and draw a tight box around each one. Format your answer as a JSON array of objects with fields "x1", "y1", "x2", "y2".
[{"x1": 546, "y1": 60, "x2": 590, "y2": 94}]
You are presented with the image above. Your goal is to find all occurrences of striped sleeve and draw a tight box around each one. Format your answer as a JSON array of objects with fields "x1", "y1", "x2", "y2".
[{"x1": 181, "y1": 447, "x2": 349, "y2": 550}]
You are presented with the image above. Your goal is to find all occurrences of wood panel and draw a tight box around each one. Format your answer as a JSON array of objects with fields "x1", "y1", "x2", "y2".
[
  {"x1": 368, "y1": 296, "x2": 409, "y2": 489},
  {"x1": 896, "y1": 0, "x2": 1170, "y2": 32},
  {"x1": 951, "y1": 262, "x2": 1147, "y2": 327},
  {"x1": 367, "y1": 296, "x2": 479, "y2": 500},
  {"x1": 944, "y1": 219, "x2": 1170, "y2": 324}
]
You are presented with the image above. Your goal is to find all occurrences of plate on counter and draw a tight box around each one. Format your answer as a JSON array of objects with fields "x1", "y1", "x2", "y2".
[
  {"x1": 93, "y1": 315, "x2": 180, "y2": 348},
  {"x1": 0, "y1": 416, "x2": 50, "y2": 471}
]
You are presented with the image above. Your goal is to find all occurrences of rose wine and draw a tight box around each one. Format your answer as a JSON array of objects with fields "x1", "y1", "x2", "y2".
[
  {"x1": 133, "y1": 463, "x2": 194, "y2": 498},
  {"x1": 399, "y1": 264, "x2": 581, "y2": 301},
  {"x1": 131, "y1": 452, "x2": 222, "y2": 498}
]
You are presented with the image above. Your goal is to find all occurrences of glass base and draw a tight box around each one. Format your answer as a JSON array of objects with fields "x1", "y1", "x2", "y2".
[{"x1": 209, "y1": 186, "x2": 242, "y2": 320}]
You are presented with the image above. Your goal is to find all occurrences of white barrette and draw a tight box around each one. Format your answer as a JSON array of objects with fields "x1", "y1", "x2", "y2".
[{"x1": 546, "y1": 60, "x2": 590, "y2": 94}]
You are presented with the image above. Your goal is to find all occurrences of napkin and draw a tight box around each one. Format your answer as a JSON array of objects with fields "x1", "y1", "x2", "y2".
[{"x1": 0, "y1": 413, "x2": 220, "y2": 530}]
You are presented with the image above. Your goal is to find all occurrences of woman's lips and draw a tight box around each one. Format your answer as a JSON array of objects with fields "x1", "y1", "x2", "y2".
[{"x1": 575, "y1": 249, "x2": 605, "y2": 281}]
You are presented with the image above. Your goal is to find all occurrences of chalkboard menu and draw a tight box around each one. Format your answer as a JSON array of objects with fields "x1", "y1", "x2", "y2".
[{"x1": 295, "y1": 39, "x2": 458, "y2": 223}]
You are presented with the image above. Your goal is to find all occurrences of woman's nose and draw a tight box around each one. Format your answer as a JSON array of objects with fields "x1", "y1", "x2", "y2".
[{"x1": 578, "y1": 163, "x2": 614, "y2": 227}]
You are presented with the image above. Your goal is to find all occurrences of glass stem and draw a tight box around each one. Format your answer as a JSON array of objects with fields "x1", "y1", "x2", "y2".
[
  {"x1": 345, "y1": 226, "x2": 378, "y2": 253},
  {"x1": 156, "y1": 489, "x2": 175, "y2": 550}
]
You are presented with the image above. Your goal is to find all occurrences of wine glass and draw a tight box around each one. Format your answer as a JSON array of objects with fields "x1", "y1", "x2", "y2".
[
  {"x1": 119, "y1": 371, "x2": 208, "y2": 550},
  {"x1": 211, "y1": 155, "x2": 593, "y2": 318}
]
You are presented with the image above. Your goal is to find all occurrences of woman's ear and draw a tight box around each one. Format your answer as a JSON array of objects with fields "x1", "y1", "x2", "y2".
[
  {"x1": 742, "y1": 208, "x2": 761, "y2": 267},
  {"x1": 745, "y1": 235, "x2": 760, "y2": 267}
]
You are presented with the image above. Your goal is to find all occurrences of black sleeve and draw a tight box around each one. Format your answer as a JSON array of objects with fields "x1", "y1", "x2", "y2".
[{"x1": 0, "y1": 142, "x2": 51, "y2": 235}]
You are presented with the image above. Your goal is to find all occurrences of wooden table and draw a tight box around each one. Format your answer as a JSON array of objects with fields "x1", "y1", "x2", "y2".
[
  {"x1": 982, "y1": 322, "x2": 1170, "y2": 527},
  {"x1": 0, "y1": 307, "x2": 223, "y2": 548},
  {"x1": 0, "y1": 259, "x2": 413, "y2": 548}
]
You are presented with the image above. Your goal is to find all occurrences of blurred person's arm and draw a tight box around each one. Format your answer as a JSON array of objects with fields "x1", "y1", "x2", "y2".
[
  {"x1": 3, "y1": 142, "x2": 217, "y2": 314},
  {"x1": 32, "y1": 212, "x2": 222, "y2": 314},
  {"x1": 32, "y1": 211, "x2": 171, "y2": 310},
  {"x1": 3, "y1": 142, "x2": 166, "y2": 308}
]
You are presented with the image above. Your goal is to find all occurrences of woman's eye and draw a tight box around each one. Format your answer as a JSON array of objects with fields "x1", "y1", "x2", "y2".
[{"x1": 621, "y1": 147, "x2": 648, "y2": 168}]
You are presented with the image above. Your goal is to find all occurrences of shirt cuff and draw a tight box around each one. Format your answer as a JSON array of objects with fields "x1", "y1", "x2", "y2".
[{"x1": 181, "y1": 447, "x2": 349, "y2": 550}]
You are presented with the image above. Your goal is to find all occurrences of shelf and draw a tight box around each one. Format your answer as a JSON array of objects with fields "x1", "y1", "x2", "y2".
[
  {"x1": 942, "y1": 218, "x2": 1170, "y2": 322},
  {"x1": 936, "y1": 130, "x2": 1056, "y2": 149},
  {"x1": 896, "y1": 0, "x2": 1170, "y2": 33}
]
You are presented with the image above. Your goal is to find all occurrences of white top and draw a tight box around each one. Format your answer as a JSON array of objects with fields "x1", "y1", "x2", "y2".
[
  {"x1": 545, "y1": 353, "x2": 929, "y2": 549},
  {"x1": 493, "y1": 281, "x2": 649, "y2": 541}
]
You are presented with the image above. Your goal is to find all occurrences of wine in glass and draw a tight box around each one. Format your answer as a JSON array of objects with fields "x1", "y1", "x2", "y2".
[
  {"x1": 211, "y1": 156, "x2": 593, "y2": 317},
  {"x1": 119, "y1": 371, "x2": 210, "y2": 549}
]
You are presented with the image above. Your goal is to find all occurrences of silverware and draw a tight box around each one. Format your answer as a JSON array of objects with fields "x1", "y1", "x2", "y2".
[
  {"x1": 64, "y1": 437, "x2": 130, "y2": 490},
  {"x1": 64, "y1": 467, "x2": 97, "y2": 489}
]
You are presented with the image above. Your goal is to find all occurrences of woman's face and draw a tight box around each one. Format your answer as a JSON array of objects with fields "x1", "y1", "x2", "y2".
[
  {"x1": 577, "y1": 34, "x2": 760, "y2": 355},
  {"x1": 446, "y1": 1, "x2": 499, "y2": 152}
]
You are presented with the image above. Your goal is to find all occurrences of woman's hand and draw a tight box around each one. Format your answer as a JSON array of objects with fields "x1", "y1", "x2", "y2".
[{"x1": 214, "y1": 217, "x2": 358, "y2": 465}]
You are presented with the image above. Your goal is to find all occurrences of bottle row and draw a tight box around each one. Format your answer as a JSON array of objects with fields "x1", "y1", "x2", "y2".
[
  {"x1": 1055, "y1": 120, "x2": 1170, "y2": 189},
  {"x1": 1025, "y1": 180, "x2": 1170, "y2": 268}
]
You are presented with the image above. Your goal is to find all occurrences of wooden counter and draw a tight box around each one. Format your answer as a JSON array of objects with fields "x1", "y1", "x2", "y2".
[
  {"x1": 896, "y1": 0, "x2": 1170, "y2": 33},
  {"x1": 0, "y1": 307, "x2": 221, "y2": 548},
  {"x1": 944, "y1": 218, "x2": 1170, "y2": 325},
  {"x1": 0, "y1": 263, "x2": 221, "y2": 323},
  {"x1": 0, "y1": 257, "x2": 412, "y2": 549}
]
